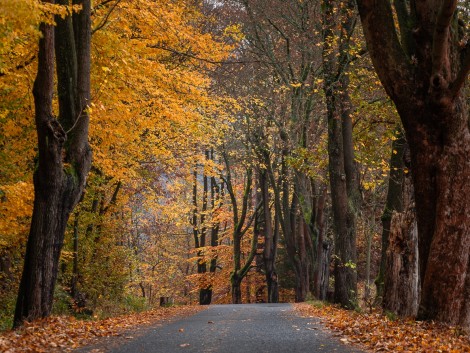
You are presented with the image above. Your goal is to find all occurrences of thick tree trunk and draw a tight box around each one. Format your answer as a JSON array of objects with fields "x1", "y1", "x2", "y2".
[
  {"x1": 410, "y1": 105, "x2": 470, "y2": 326},
  {"x1": 356, "y1": 0, "x2": 470, "y2": 327},
  {"x1": 14, "y1": 0, "x2": 92, "y2": 327}
]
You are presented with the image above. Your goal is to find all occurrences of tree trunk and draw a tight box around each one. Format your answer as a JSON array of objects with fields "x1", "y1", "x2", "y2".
[
  {"x1": 411, "y1": 107, "x2": 470, "y2": 326},
  {"x1": 322, "y1": 0, "x2": 358, "y2": 309},
  {"x1": 198, "y1": 154, "x2": 210, "y2": 305},
  {"x1": 312, "y1": 183, "x2": 329, "y2": 300},
  {"x1": 285, "y1": 185, "x2": 311, "y2": 303},
  {"x1": 383, "y1": 211, "x2": 419, "y2": 317},
  {"x1": 383, "y1": 153, "x2": 419, "y2": 317},
  {"x1": 14, "y1": 0, "x2": 92, "y2": 327},
  {"x1": 375, "y1": 128, "x2": 406, "y2": 302},
  {"x1": 231, "y1": 274, "x2": 242, "y2": 304},
  {"x1": 71, "y1": 212, "x2": 82, "y2": 306},
  {"x1": 356, "y1": 0, "x2": 470, "y2": 327},
  {"x1": 260, "y1": 169, "x2": 279, "y2": 303}
]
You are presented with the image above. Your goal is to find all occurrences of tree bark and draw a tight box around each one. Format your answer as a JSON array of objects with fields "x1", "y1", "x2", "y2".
[
  {"x1": 322, "y1": 0, "x2": 359, "y2": 309},
  {"x1": 375, "y1": 128, "x2": 406, "y2": 302},
  {"x1": 260, "y1": 169, "x2": 279, "y2": 303},
  {"x1": 383, "y1": 158, "x2": 420, "y2": 317},
  {"x1": 356, "y1": 0, "x2": 470, "y2": 327},
  {"x1": 311, "y1": 183, "x2": 329, "y2": 300},
  {"x1": 14, "y1": 0, "x2": 92, "y2": 327},
  {"x1": 224, "y1": 150, "x2": 258, "y2": 304}
]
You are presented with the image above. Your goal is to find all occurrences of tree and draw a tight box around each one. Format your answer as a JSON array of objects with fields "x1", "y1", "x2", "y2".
[
  {"x1": 223, "y1": 149, "x2": 259, "y2": 304},
  {"x1": 322, "y1": 0, "x2": 361, "y2": 308},
  {"x1": 14, "y1": 0, "x2": 92, "y2": 327},
  {"x1": 356, "y1": 0, "x2": 470, "y2": 327}
]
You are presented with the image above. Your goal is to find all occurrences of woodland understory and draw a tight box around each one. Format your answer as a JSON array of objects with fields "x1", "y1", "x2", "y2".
[{"x1": 0, "y1": 0, "x2": 469, "y2": 339}]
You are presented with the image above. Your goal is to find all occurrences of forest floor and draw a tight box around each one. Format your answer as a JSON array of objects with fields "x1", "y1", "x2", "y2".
[
  {"x1": 295, "y1": 302, "x2": 470, "y2": 352},
  {"x1": 0, "y1": 306, "x2": 205, "y2": 353}
]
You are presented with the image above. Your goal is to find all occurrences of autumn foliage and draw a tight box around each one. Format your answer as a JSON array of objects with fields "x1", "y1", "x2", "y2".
[{"x1": 1, "y1": 0, "x2": 469, "y2": 348}]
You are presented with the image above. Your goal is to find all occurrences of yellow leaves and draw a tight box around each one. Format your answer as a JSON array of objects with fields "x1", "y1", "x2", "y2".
[
  {"x1": 0, "y1": 181, "x2": 34, "y2": 250},
  {"x1": 89, "y1": 0, "x2": 233, "y2": 182},
  {"x1": 223, "y1": 23, "x2": 245, "y2": 42}
]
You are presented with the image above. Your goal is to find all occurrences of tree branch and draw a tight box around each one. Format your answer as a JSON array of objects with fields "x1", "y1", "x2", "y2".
[
  {"x1": 450, "y1": 42, "x2": 470, "y2": 98},
  {"x1": 356, "y1": 0, "x2": 413, "y2": 101},
  {"x1": 431, "y1": 0, "x2": 458, "y2": 87},
  {"x1": 0, "y1": 55, "x2": 36, "y2": 77},
  {"x1": 222, "y1": 149, "x2": 239, "y2": 226},
  {"x1": 236, "y1": 168, "x2": 253, "y2": 235},
  {"x1": 92, "y1": 0, "x2": 122, "y2": 34},
  {"x1": 147, "y1": 44, "x2": 261, "y2": 65},
  {"x1": 240, "y1": 201, "x2": 263, "y2": 237}
]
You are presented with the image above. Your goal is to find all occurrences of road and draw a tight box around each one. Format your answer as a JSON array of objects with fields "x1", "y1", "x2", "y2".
[{"x1": 78, "y1": 303, "x2": 363, "y2": 353}]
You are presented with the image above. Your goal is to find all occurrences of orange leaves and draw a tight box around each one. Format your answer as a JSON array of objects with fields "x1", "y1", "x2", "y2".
[
  {"x1": 89, "y1": 0, "x2": 233, "y2": 182},
  {"x1": 0, "y1": 306, "x2": 204, "y2": 353},
  {"x1": 295, "y1": 303, "x2": 470, "y2": 352}
]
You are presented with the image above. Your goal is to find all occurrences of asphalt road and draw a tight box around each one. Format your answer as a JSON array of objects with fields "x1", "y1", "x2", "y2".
[{"x1": 78, "y1": 303, "x2": 363, "y2": 353}]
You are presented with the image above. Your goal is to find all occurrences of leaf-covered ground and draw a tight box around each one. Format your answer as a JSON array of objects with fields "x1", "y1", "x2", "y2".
[
  {"x1": 295, "y1": 303, "x2": 470, "y2": 352},
  {"x1": 0, "y1": 306, "x2": 204, "y2": 353}
]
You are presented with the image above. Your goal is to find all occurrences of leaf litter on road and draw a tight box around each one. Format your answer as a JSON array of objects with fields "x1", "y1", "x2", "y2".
[
  {"x1": 295, "y1": 303, "x2": 470, "y2": 352},
  {"x1": 0, "y1": 306, "x2": 204, "y2": 353}
]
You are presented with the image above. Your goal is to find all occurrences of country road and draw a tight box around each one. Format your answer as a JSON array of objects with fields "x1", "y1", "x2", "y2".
[{"x1": 78, "y1": 303, "x2": 364, "y2": 353}]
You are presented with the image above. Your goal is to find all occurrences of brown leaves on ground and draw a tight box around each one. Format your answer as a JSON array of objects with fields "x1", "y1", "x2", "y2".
[
  {"x1": 0, "y1": 306, "x2": 204, "y2": 353},
  {"x1": 295, "y1": 303, "x2": 470, "y2": 353}
]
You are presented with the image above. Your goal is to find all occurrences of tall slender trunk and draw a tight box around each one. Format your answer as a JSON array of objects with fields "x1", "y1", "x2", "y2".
[
  {"x1": 260, "y1": 169, "x2": 279, "y2": 303},
  {"x1": 312, "y1": 184, "x2": 329, "y2": 300},
  {"x1": 199, "y1": 152, "x2": 211, "y2": 305},
  {"x1": 71, "y1": 213, "x2": 80, "y2": 302},
  {"x1": 322, "y1": 0, "x2": 358, "y2": 309},
  {"x1": 375, "y1": 128, "x2": 406, "y2": 302}
]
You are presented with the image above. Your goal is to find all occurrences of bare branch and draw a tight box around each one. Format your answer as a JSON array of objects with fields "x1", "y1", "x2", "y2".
[
  {"x1": 92, "y1": 0, "x2": 122, "y2": 34},
  {"x1": 0, "y1": 55, "x2": 36, "y2": 77},
  {"x1": 147, "y1": 44, "x2": 262, "y2": 65}
]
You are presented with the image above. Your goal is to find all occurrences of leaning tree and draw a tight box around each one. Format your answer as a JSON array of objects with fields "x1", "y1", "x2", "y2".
[{"x1": 356, "y1": 0, "x2": 470, "y2": 327}]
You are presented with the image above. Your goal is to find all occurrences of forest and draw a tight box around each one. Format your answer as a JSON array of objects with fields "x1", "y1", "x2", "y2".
[{"x1": 0, "y1": 0, "x2": 469, "y2": 350}]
